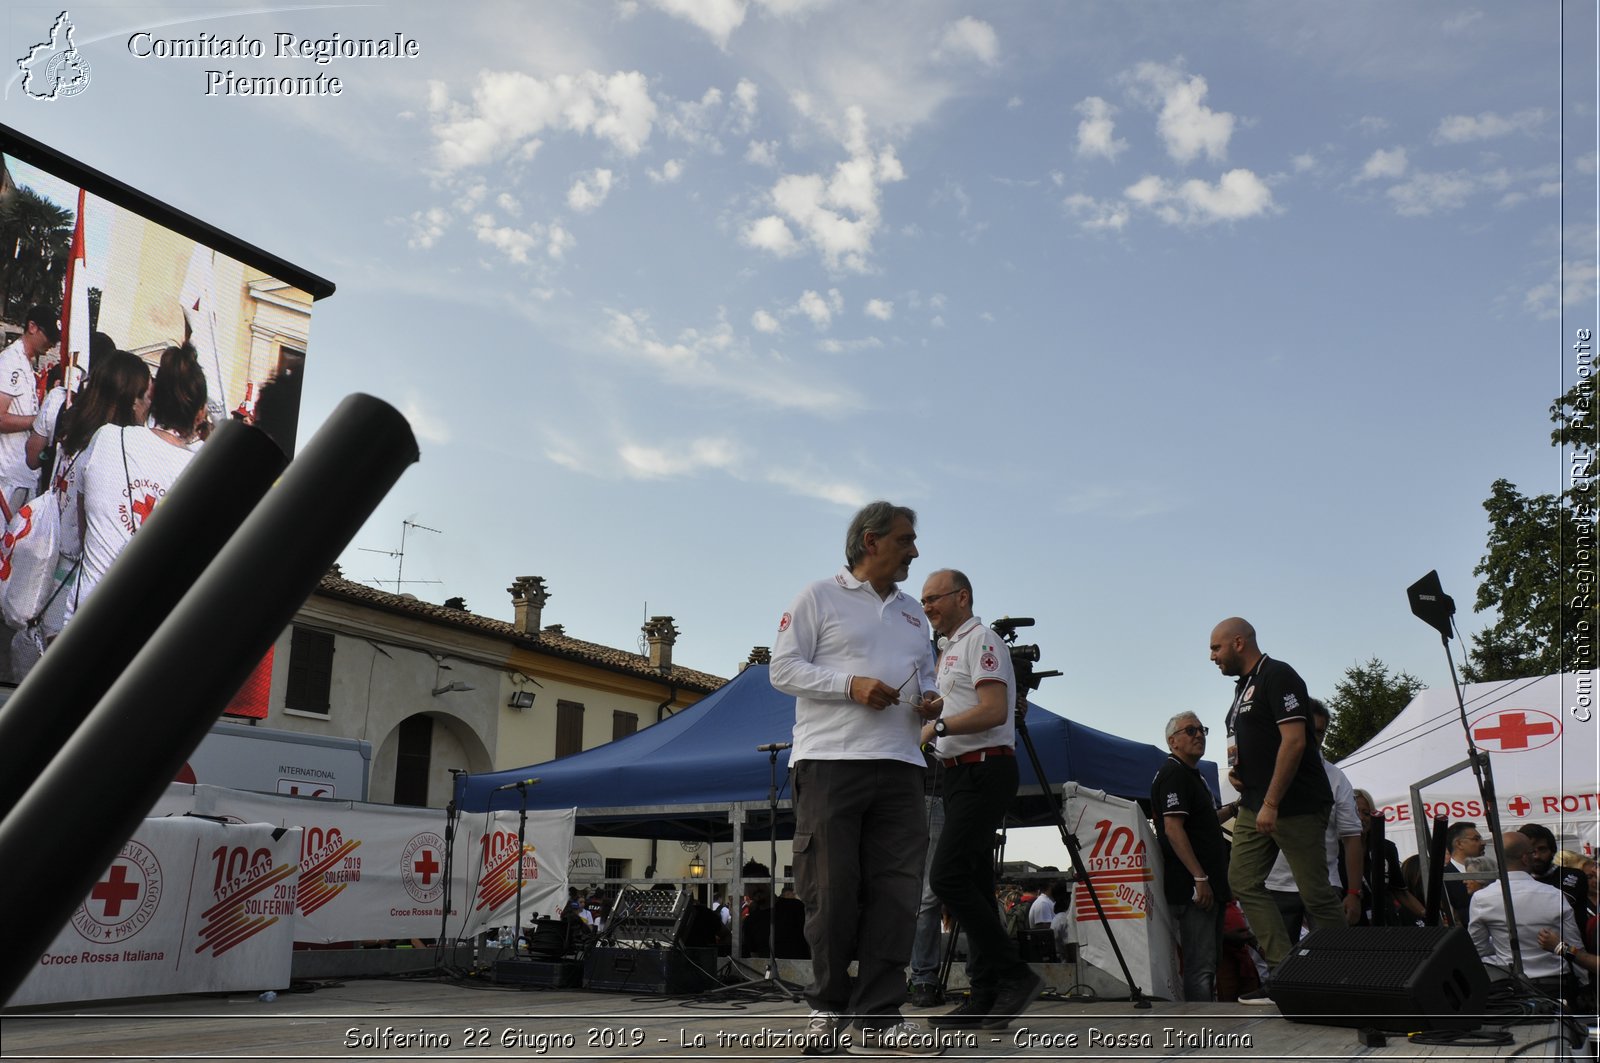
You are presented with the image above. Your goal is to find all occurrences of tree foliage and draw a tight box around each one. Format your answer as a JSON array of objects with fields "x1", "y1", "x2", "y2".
[
  {"x1": 0, "y1": 186, "x2": 73, "y2": 324},
  {"x1": 1462, "y1": 381, "x2": 1597, "y2": 681},
  {"x1": 1322, "y1": 658, "x2": 1424, "y2": 762}
]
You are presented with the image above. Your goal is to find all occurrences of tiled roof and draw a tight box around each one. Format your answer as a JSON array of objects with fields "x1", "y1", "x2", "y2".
[{"x1": 313, "y1": 575, "x2": 727, "y2": 694}]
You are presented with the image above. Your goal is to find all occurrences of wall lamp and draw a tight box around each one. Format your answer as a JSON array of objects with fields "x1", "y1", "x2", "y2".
[{"x1": 508, "y1": 690, "x2": 536, "y2": 710}]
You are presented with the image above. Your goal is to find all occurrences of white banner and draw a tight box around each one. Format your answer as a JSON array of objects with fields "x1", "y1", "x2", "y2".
[
  {"x1": 11, "y1": 818, "x2": 300, "y2": 1007},
  {"x1": 188, "y1": 786, "x2": 574, "y2": 942},
  {"x1": 1061, "y1": 783, "x2": 1181, "y2": 1002}
]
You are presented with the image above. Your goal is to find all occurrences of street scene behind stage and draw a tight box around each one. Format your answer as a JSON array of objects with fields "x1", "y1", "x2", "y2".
[{"x1": 6, "y1": 494, "x2": 1596, "y2": 1060}]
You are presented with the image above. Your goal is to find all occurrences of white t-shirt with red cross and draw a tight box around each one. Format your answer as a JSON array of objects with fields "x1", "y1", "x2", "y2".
[
  {"x1": 0, "y1": 338, "x2": 40, "y2": 497},
  {"x1": 68, "y1": 424, "x2": 197, "y2": 619}
]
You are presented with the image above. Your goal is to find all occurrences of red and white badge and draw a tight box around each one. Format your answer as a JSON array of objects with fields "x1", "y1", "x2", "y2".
[
  {"x1": 778, "y1": 613, "x2": 791, "y2": 633},
  {"x1": 980, "y1": 651, "x2": 1000, "y2": 672}
]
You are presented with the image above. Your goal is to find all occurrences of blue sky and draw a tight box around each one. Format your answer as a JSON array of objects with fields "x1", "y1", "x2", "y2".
[{"x1": 5, "y1": 2, "x2": 1594, "y2": 861}]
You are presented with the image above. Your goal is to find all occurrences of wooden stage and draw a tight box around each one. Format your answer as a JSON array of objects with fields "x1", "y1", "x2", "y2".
[{"x1": 2, "y1": 973, "x2": 1590, "y2": 1062}]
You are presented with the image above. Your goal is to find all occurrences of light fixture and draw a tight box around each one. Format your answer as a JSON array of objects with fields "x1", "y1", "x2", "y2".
[
  {"x1": 687, "y1": 855, "x2": 706, "y2": 879},
  {"x1": 432, "y1": 680, "x2": 475, "y2": 697},
  {"x1": 508, "y1": 690, "x2": 536, "y2": 710}
]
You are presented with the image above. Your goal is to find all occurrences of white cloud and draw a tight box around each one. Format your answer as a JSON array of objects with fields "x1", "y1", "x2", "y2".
[
  {"x1": 472, "y1": 214, "x2": 539, "y2": 263},
  {"x1": 1063, "y1": 192, "x2": 1130, "y2": 231},
  {"x1": 546, "y1": 223, "x2": 576, "y2": 259},
  {"x1": 619, "y1": 437, "x2": 740, "y2": 479},
  {"x1": 793, "y1": 288, "x2": 843, "y2": 329},
  {"x1": 746, "y1": 139, "x2": 779, "y2": 167},
  {"x1": 646, "y1": 0, "x2": 748, "y2": 48},
  {"x1": 406, "y1": 207, "x2": 450, "y2": 249},
  {"x1": 749, "y1": 105, "x2": 906, "y2": 271},
  {"x1": 864, "y1": 298, "x2": 893, "y2": 321},
  {"x1": 765, "y1": 467, "x2": 868, "y2": 507},
  {"x1": 1357, "y1": 146, "x2": 1408, "y2": 181},
  {"x1": 1433, "y1": 108, "x2": 1545, "y2": 144},
  {"x1": 1075, "y1": 96, "x2": 1128, "y2": 161},
  {"x1": 398, "y1": 393, "x2": 453, "y2": 445},
  {"x1": 1291, "y1": 152, "x2": 1317, "y2": 173},
  {"x1": 818, "y1": 336, "x2": 883, "y2": 353},
  {"x1": 1007, "y1": 95, "x2": 1023, "y2": 110},
  {"x1": 936, "y1": 17, "x2": 999, "y2": 66},
  {"x1": 751, "y1": 308, "x2": 781, "y2": 333},
  {"x1": 732, "y1": 78, "x2": 759, "y2": 133},
  {"x1": 741, "y1": 214, "x2": 802, "y2": 256},
  {"x1": 1524, "y1": 259, "x2": 1599, "y2": 319},
  {"x1": 648, "y1": 159, "x2": 685, "y2": 183},
  {"x1": 567, "y1": 168, "x2": 616, "y2": 212},
  {"x1": 603, "y1": 308, "x2": 862, "y2": 414},
  {"x1": 1123, "y1": 169, "x2": 1275, "y2": 225},
  {"x1": 428, "y1": 70, "x2": 658, "y2": 173},
  {"x1": 1356, "y1": 116, "x2": 1391, "y2": 135},
  {"x1": 1386, "y1": 171, "x2": 1476, "y2": 215},
  {"x1": 1128, "y1": 62, "x2": 1235, "y2": 164}
]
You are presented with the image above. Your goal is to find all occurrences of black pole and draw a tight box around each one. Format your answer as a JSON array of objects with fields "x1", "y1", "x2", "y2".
[
  {"x1": 0, "y1": 420, "x2": 287, "y2": 813},
  {"x1": 1014, "y1": 709, "x2": 1150, "y2": 1008},
  {"x1": 514, "y1": 782, "x2": 530, "y2": 956},
  {"x1": 0, "y1": 394, "x2": 417, "y2": 1003}
]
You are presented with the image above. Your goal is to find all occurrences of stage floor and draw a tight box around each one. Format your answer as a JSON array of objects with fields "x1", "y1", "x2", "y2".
[{"x1": 1, "y1": 973, "x2": 1588, "y2": 1062}]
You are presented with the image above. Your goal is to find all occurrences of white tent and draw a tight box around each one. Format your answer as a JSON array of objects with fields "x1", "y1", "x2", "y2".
[{"x1": 1338, "y1": 671, "x2": 1598, "y2": 860}]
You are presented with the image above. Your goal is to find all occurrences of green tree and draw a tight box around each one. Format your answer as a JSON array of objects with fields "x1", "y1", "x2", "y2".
[
  {"x1": 1461, "y1": 381, "x2": 1597, "y2": 681},
  {"x1": 1321, "y1": 658, "x2": 1424, "y2": 762},
  {"x1": 0, "y1": 186, "x2": 73, "y2": 322}
]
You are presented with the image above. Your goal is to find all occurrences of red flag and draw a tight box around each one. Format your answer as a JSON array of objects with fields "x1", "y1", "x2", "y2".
[{"x1": 59, "y1": 186, "x2": 88, "y2": 389}]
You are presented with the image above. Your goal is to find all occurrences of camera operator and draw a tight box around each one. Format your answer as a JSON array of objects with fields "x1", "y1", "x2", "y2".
[{"x1": 919, "y1": 569, "x2": 1043, "y2": 1030}]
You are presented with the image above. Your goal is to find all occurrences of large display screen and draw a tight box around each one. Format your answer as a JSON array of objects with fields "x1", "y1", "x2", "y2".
[{"x1": 0, "y1": 122, "x2": 333, "y2": 700}]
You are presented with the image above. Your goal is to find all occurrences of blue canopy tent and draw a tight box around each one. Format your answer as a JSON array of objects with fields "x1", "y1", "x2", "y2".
[{"x1": 454, "y1": 665, "x2": 1219, "y2": 840}]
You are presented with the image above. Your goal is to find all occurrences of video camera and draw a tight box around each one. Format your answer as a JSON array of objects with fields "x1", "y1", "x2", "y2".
[{"x1": 990, "y1": 617, "x2": 1061, "y2": 694}]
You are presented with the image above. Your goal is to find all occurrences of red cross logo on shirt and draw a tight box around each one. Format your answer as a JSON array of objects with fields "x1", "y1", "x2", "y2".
[
  {"x1": 1507, "y1": 796, "x2": 1532, "y2": 817},
  {"x1": 1471, "y1": 710, "x2": 1560, "y2": 751},
  {"x1": 90, "y1": 864, "x2": 140, "y2": 917},
  {"x1": 413, "y1": 849, "x2": 439, "y2": 885},
  {"x1": 131, "y1": 493, "x2": 157, "y2": 525}
]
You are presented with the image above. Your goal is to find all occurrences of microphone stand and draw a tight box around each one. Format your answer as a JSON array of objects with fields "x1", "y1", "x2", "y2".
[
  {"x1": 493, "y1": 777, "x2": 540, "y2": 957},
  {"x1": 701, "y1": 743, "x2": 804, "y2": 1001}
]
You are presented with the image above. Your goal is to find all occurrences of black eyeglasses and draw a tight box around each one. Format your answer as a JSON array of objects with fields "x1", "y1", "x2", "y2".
[
  {"x1": 1176, "y1": 725, "x2": 1209, "y2": 738},
  {"x1": 919, "y1": 590, "x2": 961, "y2": 608}
]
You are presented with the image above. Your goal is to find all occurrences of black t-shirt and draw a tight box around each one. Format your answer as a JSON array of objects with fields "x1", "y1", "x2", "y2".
[
  {"x1": 1152, "y1": 754, "x2": 1232, "y2": 907},
  {"x1": 1538, "y1": 865, "x2": 1594, "y2": 927},
  {"x1": 1225, "y1": 656, "x2": 1331, "y2": 815}
]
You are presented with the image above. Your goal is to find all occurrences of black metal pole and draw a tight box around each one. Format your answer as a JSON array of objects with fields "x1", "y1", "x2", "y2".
[
  {"x1": 0, "y1": 420, "x2": 287, "y2": 813},
  {"x1": 0, "y1": 394, "x2": 417, "y2": 1003}
]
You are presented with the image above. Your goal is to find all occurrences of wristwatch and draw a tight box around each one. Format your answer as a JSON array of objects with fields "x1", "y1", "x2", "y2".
[{"x1": 933, "y1": 718, "x2": 949, "y2": 737}]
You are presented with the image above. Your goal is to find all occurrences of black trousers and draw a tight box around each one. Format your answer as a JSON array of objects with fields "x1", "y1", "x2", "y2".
[{"x1": 929, "y1": 755, "x2": 1028, "y2": 994}]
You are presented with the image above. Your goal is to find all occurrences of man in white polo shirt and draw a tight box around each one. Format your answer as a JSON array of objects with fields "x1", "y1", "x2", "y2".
[
  {"x1": 919, "y1": 568, "x2": 1042, "y2": 1031},
  {"x1": 771, "y1": 501, "x2": 942, "y2": 1056},
  {"x1": 0, "y1": 305, "x2": 57, "y2": 515}
]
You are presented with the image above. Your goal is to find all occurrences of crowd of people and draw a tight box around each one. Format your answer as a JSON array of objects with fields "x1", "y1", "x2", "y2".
[
  {"x1": 762, "y1": 500, "x2": 1592, "y2": 1057},
  {"x1": 1155, "y1": 619, "x2": 1595, "y2": 1013},
  {"x1": 0, "y1": 305, "x2": 235, "y2": 679}
]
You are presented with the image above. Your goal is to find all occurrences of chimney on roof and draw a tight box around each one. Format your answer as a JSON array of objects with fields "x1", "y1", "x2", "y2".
[
  {"x1": 543, "y1": 623, "x2": 565, "y2": 636},
  {"x1": 740, "y1": 646, "x2": 772, "y2": 672},
  {"x1": 642, "y1": 615, "x2": 678, "y2": 672},
  {"x1": 443, "y1": 596, "x2": 468, "y2": 611},
  {"x1": 326, "y1": 562, "x2": 343, "y2": 580},
  {"x1": 508, "y1": 576, "x2": 550, "y2": 634}
]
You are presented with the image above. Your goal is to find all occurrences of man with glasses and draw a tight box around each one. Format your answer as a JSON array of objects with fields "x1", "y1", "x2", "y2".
[
  {"x1": 1153, "y1": 712, "x2": 1236, "y2": 1002},
  {"x1": 771, "y1": 501, "x2": 943, "y2": 1056},
  {"x1": 1443, "y1": 821, "x2": 1485, "y2": 926},
  {"x1": 1209, "y1": 617, "x2": 1340, "y2": 1004},
  {"x1": 917, "y1": 568, "x2": 1043, "y2": 1031}
]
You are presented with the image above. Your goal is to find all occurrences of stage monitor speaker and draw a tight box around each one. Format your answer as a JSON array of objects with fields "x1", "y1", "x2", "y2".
[
  {"x1": 1270, "y1": 926, "x2": 1488, "y2": 1031},
  {"x1": 583, "y1": 945, "x2": 717, "y2": 995},
  {"x1": 493, "y1": 958, "x2": 583, "y2": 988}
]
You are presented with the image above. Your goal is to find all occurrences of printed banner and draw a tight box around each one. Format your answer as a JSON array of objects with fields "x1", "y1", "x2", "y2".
[
  {"x1": 1060, "y1": 783, "x2": 1181, "y2": 1002},
  {"x1": 11, "y1": 818, "x2": 299, "y2": 1006},
  {"x1": 188, "y1": 785, "x2": 574, "y2": 942}
]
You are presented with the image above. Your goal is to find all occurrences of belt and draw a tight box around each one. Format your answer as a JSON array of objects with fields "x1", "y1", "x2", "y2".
[{"x1": 941, "y1": 746, "x2": 1015, "y2": 768}]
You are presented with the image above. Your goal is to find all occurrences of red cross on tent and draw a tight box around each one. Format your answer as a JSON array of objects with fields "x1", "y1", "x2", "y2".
[
  {"x1": 413, "y1": 849, "x2": 439, "y2": 885},
  {"x1": 1473, "y1": 711, "x2": 1558, "y2": 751}
]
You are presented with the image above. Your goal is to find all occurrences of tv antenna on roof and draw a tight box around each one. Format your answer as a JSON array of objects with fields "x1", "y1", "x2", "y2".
[{"x1": 359, "y1": 519, "x2": 443, "y2": 594}]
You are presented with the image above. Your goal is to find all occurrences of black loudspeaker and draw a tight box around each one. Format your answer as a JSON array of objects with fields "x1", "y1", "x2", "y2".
[
  {"x1": 582, "y1": 946, "x2": 717, "y2": 994},
  {"x1": 493, "y1": 958, "x2": 583, "y2": 987},
  {"x1": 1270, "y1": 926, "x2": 1488, "y2": 1031},
  {"x1": 1016, "y1": 928, "x2": 1058, "y2": 963}
]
